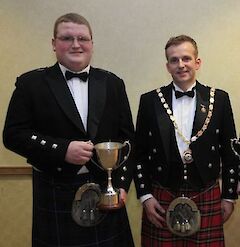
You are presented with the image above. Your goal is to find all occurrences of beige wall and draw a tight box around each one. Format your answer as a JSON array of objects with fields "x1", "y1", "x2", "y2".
[{"x1": 1, "y1": 0, "x2": 240, "y2": 246}]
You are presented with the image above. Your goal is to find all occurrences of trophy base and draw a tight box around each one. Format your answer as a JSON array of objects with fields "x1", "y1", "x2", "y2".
[{"x1": 98, "y1": 192, "x2": 124, "y2": 210}]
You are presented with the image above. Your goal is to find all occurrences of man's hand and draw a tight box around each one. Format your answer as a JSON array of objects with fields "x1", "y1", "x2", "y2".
[
  {"x1": 221, "y1": 200, "x2": 234, "y2": 223},
  {"x1": 119, "y1": 188, "x2": 127, "y2": 204},
  {"x1": 65, "y1": 141, "x2": 94, "y2": 165},
  {"x1": 143, "y1": 197, "x2": 165, "y2": 228},
  {"x1": 113, "y1": 188, "x2": 127, "y2": 208}
]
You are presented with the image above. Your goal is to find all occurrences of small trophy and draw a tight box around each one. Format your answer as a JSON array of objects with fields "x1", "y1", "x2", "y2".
[
  {"x1": 231, "y1": 137, "x2": 240, "y2": 159},
  {"x1": 71, "y1": 141, "x2": 131, "y2": 227},
  {"x1": 93, "y1": 141, "x2": 131, "y2": 210}
]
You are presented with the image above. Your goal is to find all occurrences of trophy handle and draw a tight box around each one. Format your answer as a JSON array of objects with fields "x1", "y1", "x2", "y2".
[
  {"x1": 90, "y1": 157, "x2": 105, "y2": 170},
  {"x1": 119, "y1": 140, "x2": 131, "y2": 167},
  {"x1": 231, "y1": 138, "x2": 240, "y2": 159}
]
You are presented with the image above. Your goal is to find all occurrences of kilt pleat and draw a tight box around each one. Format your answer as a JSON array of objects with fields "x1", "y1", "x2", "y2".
[
  {"x1": 32, "y1": 170, "x2": 134, "y2": 247},
  {"x1": 142, "y1": 182, "x2": 224, "y2": 247}
]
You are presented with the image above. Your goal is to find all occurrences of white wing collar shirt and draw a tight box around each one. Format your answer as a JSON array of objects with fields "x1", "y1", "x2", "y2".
[
  {"x1": 172, "y1": 82, "x2": 196, "y2": 163},
  {"x1": 59, "y1": 63, "x2": 90, "y2": 174},
  {"x1": 59, "y1": 63, "x2": 90, "y2": 131}
]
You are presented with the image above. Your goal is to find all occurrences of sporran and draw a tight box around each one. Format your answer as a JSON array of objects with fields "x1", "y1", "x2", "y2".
[
  {"x1": 166, "y1": 196, "x2": 201, "y2": 236},
  {"x1": 72, "y1": 183, "x2": 107, "y2": 227}
]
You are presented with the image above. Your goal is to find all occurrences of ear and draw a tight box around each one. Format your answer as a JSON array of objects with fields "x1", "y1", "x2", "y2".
[
  {"x1": 195, "y1": 58, "x2": 201, "y2": 70},
  {"x1": 52, "y1": 38, "x2": 56, "y2": 52}
]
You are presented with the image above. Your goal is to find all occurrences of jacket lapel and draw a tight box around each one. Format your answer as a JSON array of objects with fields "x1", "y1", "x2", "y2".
[
  {"x1": 191, "y1": 81, "x2": 209, "y2": 138},
  {"x1": 154, "y1": 84, "x2": 174, "y2": 163},
  {"x1": 87, "y1": 67, "x2": 106, "y2": 139},
  {"x1": 45, "y1": 63, "x2": 86, "y2": 133}
]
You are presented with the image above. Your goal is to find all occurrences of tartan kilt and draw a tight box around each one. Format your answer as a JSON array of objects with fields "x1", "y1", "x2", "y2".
[
  {"x1": 32, "y1": 170, "x2": 134, "y2": 247},
  {"x1": 142, "y1": 182, "x2": 224, "y2": 247}
]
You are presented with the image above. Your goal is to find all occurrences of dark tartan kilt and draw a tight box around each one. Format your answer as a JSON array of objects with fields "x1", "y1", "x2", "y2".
[
  {"x1": 32, "y1": 170, "x2": 134, "y2": 247},
  {"x1": 142, "y1": 182, "x2": 225, "y2": 247}
]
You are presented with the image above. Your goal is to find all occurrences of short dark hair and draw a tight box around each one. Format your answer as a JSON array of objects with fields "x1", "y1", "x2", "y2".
[
  {"x1": 165, "y1": 35, "x2": 198, "y2": 59},
  {"x1": 53, "y1": 13, "x2": 92, "y2": 39}
]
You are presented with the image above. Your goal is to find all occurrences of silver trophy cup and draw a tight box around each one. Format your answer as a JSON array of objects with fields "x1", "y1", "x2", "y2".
[{"x1": 93, "y1": 141, "x2": 131, "y2": 210}]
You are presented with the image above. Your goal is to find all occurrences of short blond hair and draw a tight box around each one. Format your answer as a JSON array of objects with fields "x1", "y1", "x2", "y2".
[
  {"x1": 53, "y1": 13, "x2": 92, "y2": 39},
  {"x1": 165, "y1": 35, "x2": 198, "y2": 59}
]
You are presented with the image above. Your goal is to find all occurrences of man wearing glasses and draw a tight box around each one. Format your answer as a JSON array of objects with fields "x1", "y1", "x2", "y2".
[{"x1": 3, "y1": 13, "x2": 135, "y2": 247}]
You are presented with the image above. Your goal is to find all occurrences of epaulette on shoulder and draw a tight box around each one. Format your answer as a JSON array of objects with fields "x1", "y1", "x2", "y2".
[
  {"x1": 94, "y1": 67, "x2": 120, "y2": 80},
  {"x1": 20, "y1": 67, "x2": 48, "y2": 78},
  {"x1": 96, "y1": 67, "x2": 113, "y2": 75},
  {"x1": 35, "y1": 67, "x2": 48, "y2": 72},
  {"x1": 25, "y1": 67, "x2": 48, "y2": 74}
]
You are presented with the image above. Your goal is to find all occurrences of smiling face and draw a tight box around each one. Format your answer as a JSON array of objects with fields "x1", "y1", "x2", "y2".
[
  {"x1": 52, "y1": 22, "x2": 93, "y2": 72},
  {"x1": 166, "y1": 41, "x2": 201, "y2": 90}
]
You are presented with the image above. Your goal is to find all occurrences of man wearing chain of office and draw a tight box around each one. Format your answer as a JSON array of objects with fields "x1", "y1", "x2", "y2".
[{"x1": 134, "y1": 34, "x2": 239, "y2": 246}]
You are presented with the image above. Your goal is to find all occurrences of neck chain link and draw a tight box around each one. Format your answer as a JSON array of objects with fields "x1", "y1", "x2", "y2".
[{"x1": 156, "y1": 87, "x2": 215, "y2": 145}]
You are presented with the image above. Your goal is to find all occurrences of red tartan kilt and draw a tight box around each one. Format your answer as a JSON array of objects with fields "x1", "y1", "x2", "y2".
[{"x1": 142, "y1": 182, "x2": 225, "y2": 247}]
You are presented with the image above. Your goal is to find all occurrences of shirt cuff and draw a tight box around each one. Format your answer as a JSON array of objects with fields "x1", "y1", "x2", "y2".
[
  {"x1": 223, "y1": 199, "x2": 236, "y2": 204},
  {"x1": 140, "y1": 194, "x2": 153, "y2": 204}
]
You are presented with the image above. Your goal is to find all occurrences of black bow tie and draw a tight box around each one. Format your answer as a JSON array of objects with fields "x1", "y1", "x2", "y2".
[
  {"x1": 174, "y1": 87, "x2": 195, "y2": 99},
  {"x1": 65, "y1": 71, "x2": 89, "y2": 82}
]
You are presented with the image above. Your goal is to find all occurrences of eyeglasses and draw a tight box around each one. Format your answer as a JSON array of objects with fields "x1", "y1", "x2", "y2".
[{"x1": 56, "y1": 36, "x2": 92, "y2": 44}]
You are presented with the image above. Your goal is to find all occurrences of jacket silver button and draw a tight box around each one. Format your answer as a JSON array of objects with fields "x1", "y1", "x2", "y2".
[
  {"x1": 40, "y1": 140, "x2": 46, "y2": 145},
  {"x1": 52, "y1": 144, "x2": 58, "y2": 149},
  {"x1": 31, "y1": 135, "x2": 37, "y2": 140}
]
